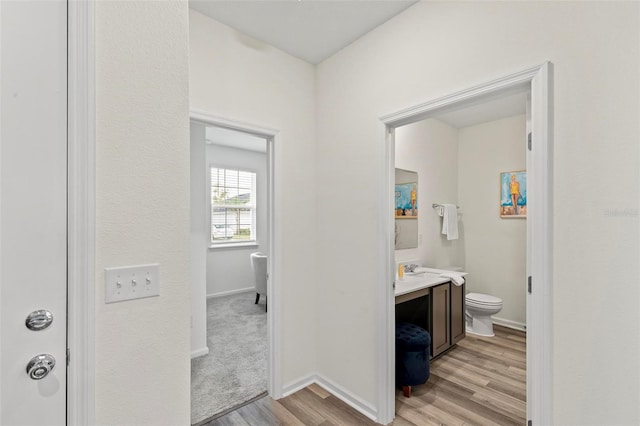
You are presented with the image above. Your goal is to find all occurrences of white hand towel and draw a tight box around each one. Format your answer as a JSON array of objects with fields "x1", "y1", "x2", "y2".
[
  {"x1": 439, "y1": 272, "x2": 465, "y2": 286},
  {"x1": 441, "y1": 204, "x2": 458, "y2": 240}
]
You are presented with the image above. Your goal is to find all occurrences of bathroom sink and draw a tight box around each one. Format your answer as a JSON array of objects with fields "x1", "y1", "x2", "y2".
[
  {"x1": 400, "y1": 273, "x2": 446, "y2": 285},
  {"x1": 395, "y1": 273, "x2": 452, "y2": 297}
]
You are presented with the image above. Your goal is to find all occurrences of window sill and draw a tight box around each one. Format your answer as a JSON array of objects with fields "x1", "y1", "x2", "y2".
[{"x1": 208, "y1": 242, "x2": 259, "y2": 250}]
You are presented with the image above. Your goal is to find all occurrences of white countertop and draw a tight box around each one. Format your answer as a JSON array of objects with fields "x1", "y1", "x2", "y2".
[{"x1": 394, "y1": 268, "x2": 468, "y2": 297}]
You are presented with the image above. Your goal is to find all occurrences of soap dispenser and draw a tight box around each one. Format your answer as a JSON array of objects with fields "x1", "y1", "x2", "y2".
[{"x1": 397, "y1": 263, "x2": 404, "y2": 280}]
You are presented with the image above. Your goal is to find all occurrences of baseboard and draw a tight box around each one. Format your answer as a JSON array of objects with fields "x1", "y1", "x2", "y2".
[
  {"x1": 207, "y1": 287, "x2": 254, "y2": 299},
  {"x1": 281, "y1": 374, "x2": 316, "y2": 398},
  {"x1": 191, "y1": 346, "x2": 209, "y2": 359},
  {"x1": 492, "y1": 316, "x2": 526, "y2": 332},
  {"x1": 314, "y1": 374, "x2": 378, "y2": 422},
  {"x1": 281, "y1": 373, "x2": 378, "y2": 423}
]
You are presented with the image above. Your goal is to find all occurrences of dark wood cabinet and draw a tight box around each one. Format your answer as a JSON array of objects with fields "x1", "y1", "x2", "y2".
[
  {"x1": 451, "y1": 282, "x2": 466, "y2": 344},
  {"x1": 396, "y1": 279, "x2": 466, "y2": 359},
  {"x1": 430, "y1": 281, "x2": 465, "y2": 357},
  {"x1": 430, "y1": 283, "x2": 450, "y2": 357}
]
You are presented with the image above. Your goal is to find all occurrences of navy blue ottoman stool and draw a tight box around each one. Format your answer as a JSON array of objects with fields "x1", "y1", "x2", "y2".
[{"x1": 395, "y1": 322, "x2": 431, "y2": 398}]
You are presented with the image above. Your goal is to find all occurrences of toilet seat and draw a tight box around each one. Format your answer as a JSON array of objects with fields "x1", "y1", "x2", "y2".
[
  {"x1": 467, "y1": 301, "x2": 502, "y2": 310},
  {"x1": 466, "y1": 293, "x2": 502, "y2": 308}
]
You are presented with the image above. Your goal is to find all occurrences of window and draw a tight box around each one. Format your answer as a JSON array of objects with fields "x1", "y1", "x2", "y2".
[{"x1": 210, "y1": 167, "x2": 257, "y2": 245}]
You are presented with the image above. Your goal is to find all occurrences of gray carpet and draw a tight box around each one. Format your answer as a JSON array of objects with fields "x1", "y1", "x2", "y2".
[{"x1": 191, "y1": 291, "x2": 267, "y2": 425}]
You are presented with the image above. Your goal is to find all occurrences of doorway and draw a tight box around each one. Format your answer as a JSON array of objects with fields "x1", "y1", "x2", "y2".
[
  {"x1": 189, "y1": 112, "x2": 278, "y2": 424},
  {"x1": 378, "y1": 63, "x2": 553, "y2": 425},
  {"x1": 393, "y1": 90, "x2": 529, "y2": 423}
]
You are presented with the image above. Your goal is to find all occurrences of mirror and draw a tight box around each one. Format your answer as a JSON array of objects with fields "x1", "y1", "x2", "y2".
[{"x1": 395, "y1": 168, "x2": 418, "y2": 249}]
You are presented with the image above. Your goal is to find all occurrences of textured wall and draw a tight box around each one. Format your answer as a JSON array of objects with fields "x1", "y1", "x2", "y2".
[
  {"x1": 189, "y1": 9, "x2": 318, "y2": 387},
  {"x1": 316, "y1": 2, "x2": 639, "y2": 423},
  {"x1": 95, "y1": 1, "x2": 191, "y2": 424},
  {"x1": 458, "y1": 115, "x2": 527, "y2": 328}
]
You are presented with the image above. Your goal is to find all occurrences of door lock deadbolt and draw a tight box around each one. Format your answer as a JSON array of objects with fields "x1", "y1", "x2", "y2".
[{"x1": 25, "y1": 310, "x2": 53, "y2": 331}]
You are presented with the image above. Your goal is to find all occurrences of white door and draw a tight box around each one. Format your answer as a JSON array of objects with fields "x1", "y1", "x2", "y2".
[{"x1": 1, "y1": 1, "x2": 68, "y2": 424}]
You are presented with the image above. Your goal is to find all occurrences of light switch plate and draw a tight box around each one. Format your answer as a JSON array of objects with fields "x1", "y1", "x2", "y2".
[{"x1": 105, "y1": 263, "x2": 160, "y2": 304}]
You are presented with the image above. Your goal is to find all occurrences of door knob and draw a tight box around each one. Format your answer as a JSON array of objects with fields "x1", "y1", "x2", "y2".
[
  {"x1": 26, "y1": 354, "x2": 56, "y2": 380},
  {"x1": 25, "y1": 310, "x2": 53, "y2": 331}
]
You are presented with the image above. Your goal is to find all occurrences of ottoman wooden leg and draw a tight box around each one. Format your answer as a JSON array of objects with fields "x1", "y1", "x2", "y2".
[{"x1": 402, "y1": 386, "x2": 412, "y2": 398}]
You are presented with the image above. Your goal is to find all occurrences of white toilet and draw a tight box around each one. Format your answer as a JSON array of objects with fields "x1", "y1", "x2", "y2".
[
  {"x1": 437, "y1": 266, "x2": 503, "y2": 337},
  {"x1": 465, "y1": 293, "x2": 503, "y2": 337}
]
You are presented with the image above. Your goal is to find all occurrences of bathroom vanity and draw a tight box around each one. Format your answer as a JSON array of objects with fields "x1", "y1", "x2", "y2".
[{"x1": 395, "y1": 269, "x2": 466, "y2": 358}]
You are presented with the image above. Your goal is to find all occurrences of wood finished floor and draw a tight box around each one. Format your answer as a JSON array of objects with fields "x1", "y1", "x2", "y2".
[{"x1": 204, "y1": 326, "x2": 526, "y2": 426}]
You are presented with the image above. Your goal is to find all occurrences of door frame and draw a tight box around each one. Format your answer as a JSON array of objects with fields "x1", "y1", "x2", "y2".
[
  {"x1": 377, "y1": 63, "x2": 553, "y2": 424},
  {"x1": 189, "y1": 109, "x2": 282, "y2": 398},
  {"x1": 67, "y1": 0, "x2": 95, "y2": 424}
]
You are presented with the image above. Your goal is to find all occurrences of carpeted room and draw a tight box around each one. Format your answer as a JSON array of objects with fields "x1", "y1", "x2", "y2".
[{"x1": 191, "y1": 292, "x2": 267, "y2": 424}]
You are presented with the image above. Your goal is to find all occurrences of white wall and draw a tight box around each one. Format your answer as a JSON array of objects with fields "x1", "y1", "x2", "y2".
[
  {"x1": 316, "y1": 2, "x2": 639, "y2": 424},
  {"x1": 458, "y1": 115, "x2": 527, "y2": 328},
  {"x1": 93, "y1": 3, "x2": 638, "y2": 423},
  {"x1": 206, "y1": 144, "x2": 268, "y2": 296},
  {"x1": 95, "y1": 1, "x2": 190, "y2": 424},
  {"x1": 189, "y1": 9, "x2": 318, "y2": 386},
  {"x1": 395, "y1": 118, "x2": 462, "y2": 268},
  {"x1": 191, "y1": 122, "x2": 208, "y2": 356}
]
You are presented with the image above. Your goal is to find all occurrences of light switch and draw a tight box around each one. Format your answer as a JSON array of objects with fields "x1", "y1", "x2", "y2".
[{"x1": 105, "y1": 263, "x2": 159, "y2": 304}]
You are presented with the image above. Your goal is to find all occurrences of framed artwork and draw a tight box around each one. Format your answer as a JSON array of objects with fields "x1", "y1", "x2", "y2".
[
  {"x1": 500, "y1": 170, "x2": 527, "y2": 218},
  {"x1": 395, "y1": 182, "x2": 417, "y2": 218}
]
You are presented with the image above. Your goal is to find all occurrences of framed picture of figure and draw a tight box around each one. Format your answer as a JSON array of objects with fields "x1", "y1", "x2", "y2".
[
  {"x1": 500, "y1": 170, "x2": 526, "y2": 218},
  {"x1": 395, "y1": 182, "x2": 417, "y2": 218}
]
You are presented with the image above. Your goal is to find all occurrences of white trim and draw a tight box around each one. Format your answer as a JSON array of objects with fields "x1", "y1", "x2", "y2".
[
  {"x1": 281, "y1": 374, "x2": 378, "y2": 422},
  {"x1": 527, "y1": 61, "x2": 554, "y2": 425},
  {"x1": 281, "y1": 374, "x2": 316, "y2": 397},
  {"x1": 380, "y1": 65, "x2": 536, "y2": 128},
  {"x1": 376, "y1": 123, "x2": 396, "y2": 424},
  {"x1": 492, "y1": 317, "x2": 527, "y2": 332},
  {"x1": 67, "y1": 1, "x2": 95, "y2": 425},
  {"x1": 188, "y1": 109, "x2": 282, "y2": 401},
  {"x1": 266, "y1": 130, "x2": 281, "y2": 398},
  {"x1": 209, "y1": 242, "x2": 259, "y2": 249},
  {"x1": 206, "y1": 287, "x2": 254, "y2": 299},
  {"x1": 190, "y1": 109, "x2": 279, "y2": 139},
  {"x1": 379, "y1": 63, "x2": 553, "y2": 426},
  {"x1": 315, "y1": 374, "x2": 378, "y2": 422},
  {"x1": 191, "y1": 347, "x2": 210, "y2": 359}
]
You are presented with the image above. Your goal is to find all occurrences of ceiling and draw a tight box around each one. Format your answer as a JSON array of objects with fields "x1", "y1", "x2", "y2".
[
  {"x1": 435, "y1": 90, "x2": 528, "y2": 129},
  {"x1": 189, "y1": 0, "x2": 418, "y2": 64},
  {"x1": 192, "y1": 0, "x2": 528, "y2": 130}
]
